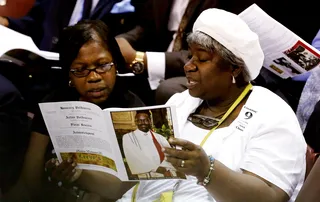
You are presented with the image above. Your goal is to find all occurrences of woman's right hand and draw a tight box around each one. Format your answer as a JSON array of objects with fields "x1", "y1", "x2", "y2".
[{"x1": 45, "y1": 158, "x2": 81, "y2": 187}]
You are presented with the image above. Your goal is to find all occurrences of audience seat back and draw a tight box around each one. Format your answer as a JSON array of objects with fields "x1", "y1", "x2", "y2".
[{"x1": 0, "y1": 54, "x2": 62, "y2": 113}]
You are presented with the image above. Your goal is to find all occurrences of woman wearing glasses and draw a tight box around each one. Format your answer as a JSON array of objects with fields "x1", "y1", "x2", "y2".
[
  {"x1": 118, "y1": 9, "x2": 307, "y2": 202},
  {"x1": 7, "y1": 20, "x2": 143, "y2": 202}
]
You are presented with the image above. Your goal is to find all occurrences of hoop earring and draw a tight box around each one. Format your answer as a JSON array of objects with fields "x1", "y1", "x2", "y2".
[
  {"x1": 232, "y1": 76, "x2": 236, "y2": 84},
  {"x1": 69, "y1": 80, "x2": 73, "y2": 87}
]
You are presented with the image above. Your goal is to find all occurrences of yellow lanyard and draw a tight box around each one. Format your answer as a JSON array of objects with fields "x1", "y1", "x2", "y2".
[
  {"x1": 132, "y1": 83, "x2": 253, "y2": 202},
  {"x1": 200, "y1": 83, "x2": 252, "y2": 147},
  {"x1": 131, "y1": 183, "x2": 139, "y2": 202}
]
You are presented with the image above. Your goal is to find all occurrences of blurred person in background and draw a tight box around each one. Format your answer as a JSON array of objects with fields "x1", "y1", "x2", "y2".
[
  {"x1": 295, "y1": 29, "x2": 320, "y2": 152},
  {"x1": 117, "y1": 0, "x2": 319, "y2": 105},
  {"x1": 0, "y1": 0, "x2": 137, "y2": 51},
  {"x1": 311, "y1": 29, "x2": 320, "y2": 51},
  {"x1": 0, "y1": 73, "x2": 29, "y2": 197}
]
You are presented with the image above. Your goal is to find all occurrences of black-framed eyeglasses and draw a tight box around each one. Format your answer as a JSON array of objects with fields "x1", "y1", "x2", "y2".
[
  {"x1": 70, "y1": 62, "x2": 114, "y2": 77},
  {"x1": 187, "y1": 113, "x2": 220, "y2": 130}
]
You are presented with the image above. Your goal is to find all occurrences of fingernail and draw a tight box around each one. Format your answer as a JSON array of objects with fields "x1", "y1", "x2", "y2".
[
  {"x1": 164, "y1": 156, "x2": 167, "y2": 161},
  {"x1": 55, "y1": 161, "x2": 59, "y2": 166},
  {"x1": 51, "y1": 158, "x2": 55, "y2": 163},
  {"x1": 72, "y1": 162, "x2": 76, "y2": 167},
  {"x1": 161, "y1": 148, "x2": 165, "y2": 152},
  {"x1": 57, "y1": 181, "x2": 62, "y2": 187},
  {"x1": 67, "y1": 158, "x2": 72, "y2": 163},
  {"x1": 72, "y1": 169, "x2": 76, "y2": 173},
  {"x1": 48, "y1": 176, "x2": 51, "y2": 182},
  {"x1": 169, "y1": 138, "x2": 173, "y2": 143}
]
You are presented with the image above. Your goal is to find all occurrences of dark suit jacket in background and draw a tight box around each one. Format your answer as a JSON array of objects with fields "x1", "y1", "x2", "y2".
[
  {"x1": 0, "y1": 73, "x2": 29, "y2": 193},
  {"x1": 7, "y1": 0, "x2": 122, "y2": 51},
  {"x1": 122, "y1": 0, "x2": 220, "y2": 78},
  {"x1": 124, "y1": 0, "x2": 319, "y2": 79}
]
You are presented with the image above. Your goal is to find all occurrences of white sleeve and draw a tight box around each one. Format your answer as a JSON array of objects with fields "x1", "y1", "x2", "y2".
[
  {"x1": 240, "y1": 107, "x2": 307, "y2": 197},
  {"x1": 122, "y1": 134, "x2": 137, "y2": 174},
  {"x1": 146, "y1": 52, "x2": 166, "y2": 90},
  {"x1": 165, "y1": 90, "x2": 188, "y2": 105}
]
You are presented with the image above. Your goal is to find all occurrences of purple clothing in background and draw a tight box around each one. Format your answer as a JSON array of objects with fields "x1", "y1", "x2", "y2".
[{"x1": 312, "y1": 29, "x2": 320, "y2": 51}]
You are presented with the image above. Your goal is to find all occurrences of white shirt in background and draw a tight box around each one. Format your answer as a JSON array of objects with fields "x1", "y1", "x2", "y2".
[
  {"x1": 146, "y1": 0, "x2": 189, "y2": 90},
  {"x1": 69, "y1": 0, "x2": 100, "y2": 26},
  {"x1": 69, "y1": 0, "x2": 134, "y2": 26}
]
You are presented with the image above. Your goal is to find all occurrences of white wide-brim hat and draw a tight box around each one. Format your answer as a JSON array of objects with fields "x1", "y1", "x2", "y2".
[{"x1": 193, "y1": 8, "x2": 264, "y2": 80}]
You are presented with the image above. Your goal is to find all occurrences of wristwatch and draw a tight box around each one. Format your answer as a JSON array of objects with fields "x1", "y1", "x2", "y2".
[{"x1": 130, "y1": 51, "x2": 145, "y2": 74}]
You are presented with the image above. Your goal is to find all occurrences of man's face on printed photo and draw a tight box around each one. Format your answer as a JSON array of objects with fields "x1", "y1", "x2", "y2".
[{"x1": 135, "y1": 113, "x2": 151, "y2": 133}]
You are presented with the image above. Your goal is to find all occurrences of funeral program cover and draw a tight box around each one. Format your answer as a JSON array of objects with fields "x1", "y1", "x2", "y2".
[{"x1": 39, "y1": 102, "x2": 186, "y2": 181}]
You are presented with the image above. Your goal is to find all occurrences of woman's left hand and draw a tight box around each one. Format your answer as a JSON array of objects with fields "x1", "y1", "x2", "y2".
[
  {"x1": 45, "y1": 158, "x2": 80, "y2": 188},
  {"x1": 163, "y1": 138, "x2": 210, "y2": 181}
]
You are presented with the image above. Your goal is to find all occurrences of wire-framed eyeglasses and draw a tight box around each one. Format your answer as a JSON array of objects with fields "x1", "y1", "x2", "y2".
[
  {"x1": 187, "y1": 113, "x2": 220, "y2": 130},
  {"x1": 70, "y1": 62, "x2": 114, "y2": 77}
]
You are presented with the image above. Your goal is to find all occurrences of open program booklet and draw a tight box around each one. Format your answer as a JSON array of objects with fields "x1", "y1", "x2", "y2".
[
  {"x1": 239, "y1": 4, "x2": 320, "y2": 78},
  {"x1": 39, "y1": 102, "x2": 186, "y2": 181}
]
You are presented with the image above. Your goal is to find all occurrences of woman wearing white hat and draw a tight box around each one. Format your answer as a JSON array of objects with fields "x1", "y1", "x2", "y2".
[{"x1": 118, "y1": 8, "x2": 306, "y2": 202}]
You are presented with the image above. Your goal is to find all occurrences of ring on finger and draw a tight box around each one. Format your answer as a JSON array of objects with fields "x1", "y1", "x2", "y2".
[{"x1": 180, "y1": 160, "x2": 185, "y2": 168}]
